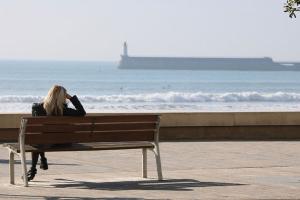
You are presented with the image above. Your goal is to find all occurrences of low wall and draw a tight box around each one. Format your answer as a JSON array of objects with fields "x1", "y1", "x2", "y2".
[{"x1": 0, "y1": 112, "x2": 300, "y2": 142}]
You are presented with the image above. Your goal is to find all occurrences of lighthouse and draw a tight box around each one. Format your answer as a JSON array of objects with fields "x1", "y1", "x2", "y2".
[{"x1": 123, "y1": 42, "x2": 128, "y2": 57}]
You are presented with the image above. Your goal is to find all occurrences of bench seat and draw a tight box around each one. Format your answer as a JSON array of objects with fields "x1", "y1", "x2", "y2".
[
  {"x1": 3, "y1": 114, "x2": 162, "y2": 187},
  {"x1": 3, "y1": 141, "x2": 155, "y2": 153}
]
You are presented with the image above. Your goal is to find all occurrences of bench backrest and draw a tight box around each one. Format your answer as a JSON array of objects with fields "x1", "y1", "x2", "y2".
[{"x1": 19, "y1": 115, "x2": 160, "y2": 145}]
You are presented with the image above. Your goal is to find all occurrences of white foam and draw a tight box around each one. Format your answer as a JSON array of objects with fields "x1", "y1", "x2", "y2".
[
  {"x1": 1, "y1": 102, "x2": 300, "y2": 113},
  {"x1": 0, "y1": 95, "x2": 43, "y2": 103},
  {"x1": 1, "y1": 91, "x2": 300, "y2": 103}
]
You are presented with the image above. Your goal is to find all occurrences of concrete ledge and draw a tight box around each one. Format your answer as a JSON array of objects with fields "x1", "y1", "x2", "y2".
[
  {"x1": 0, "y1": 128, "x2": 18, "y2": 142},
  {"x1": 160, "y1": 125, "x2": 300, "y2": 141},
  {"x1": 0, "y1": 112, "x2": 300, "y2": 142},
  {"x1": 161, "y1": 112, "x2": 300, "y2": 126},
  {"x1": 0, "y1": 114, "x2": 30, "y2": 128},
  {"x1": 1, "y1": 112, "x2": 300, "y2": 128}
]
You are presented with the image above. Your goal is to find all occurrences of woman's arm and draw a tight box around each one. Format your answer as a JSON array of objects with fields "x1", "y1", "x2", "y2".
[
  {"x1": 64, "y1": 95, "x2": 86, "y2": 116},
  {"x1": 32, "y1": 103, "x2": 47, "y2": 116}
]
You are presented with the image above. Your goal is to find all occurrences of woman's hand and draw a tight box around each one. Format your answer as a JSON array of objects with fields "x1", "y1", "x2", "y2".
[{"x1": 66, "y1": 93, "x2": 72, "y2": 99}]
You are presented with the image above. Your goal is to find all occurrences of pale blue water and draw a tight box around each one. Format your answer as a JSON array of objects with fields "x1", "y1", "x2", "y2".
[{"x1": 0, "y1": 60, "x2": 300, "y2": 112}]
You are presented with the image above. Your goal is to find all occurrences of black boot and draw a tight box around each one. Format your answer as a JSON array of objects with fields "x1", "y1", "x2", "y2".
[
  {"x1": 40, "y1": 157, "x2": 48, "y2": 170},
  {"x1": 22, "y1": 168, "x2": 37, "y2": 181}
]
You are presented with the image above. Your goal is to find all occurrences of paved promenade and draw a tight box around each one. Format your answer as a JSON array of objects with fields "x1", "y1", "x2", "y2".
[{"x1": 0, "y1": 142, "x2": 299, "y2": 199}]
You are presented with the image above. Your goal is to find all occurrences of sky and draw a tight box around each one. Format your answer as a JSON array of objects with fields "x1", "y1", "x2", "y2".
[{"x1": 0, "y1": 0, "x2": 299, "y2": 62}]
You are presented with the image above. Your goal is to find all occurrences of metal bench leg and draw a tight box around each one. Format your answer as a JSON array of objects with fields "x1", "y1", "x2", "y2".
[
  {"x1": 153, "y1": 117, "x2": 163, "y2": 181},
  {"x1": 142, "y1": 148, "x2": 147, "y2": 178},
  {"x1": 20, "y1": 151, "x2": 28, "y2": 187},
  {"x1": 9, "y1": 150, "x2": 15, "y2": 184},
  {"x1": 153, "y1": 145, "x2": 163, "y2": 181},
  {"x1": 19, "y1": 118, "x2": 28, "y2": 187}
]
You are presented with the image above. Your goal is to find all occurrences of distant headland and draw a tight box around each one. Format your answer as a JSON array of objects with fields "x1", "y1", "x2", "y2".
[{"x1": 118, "y1": 42, "x2": 300, "y2": 71}]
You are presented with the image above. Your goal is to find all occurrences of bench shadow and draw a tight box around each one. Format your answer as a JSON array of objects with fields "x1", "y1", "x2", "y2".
[
  {"x1": 50, "y1": 178, "x2": 246, "y2": 191},
  {"x1": 0, "y1": 159, "x2": 79, "y2": 166}
]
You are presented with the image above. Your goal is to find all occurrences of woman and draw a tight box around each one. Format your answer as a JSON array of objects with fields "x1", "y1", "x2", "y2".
[{"x1": 26, "y1": 85, "x2": 86, "y2": 181}]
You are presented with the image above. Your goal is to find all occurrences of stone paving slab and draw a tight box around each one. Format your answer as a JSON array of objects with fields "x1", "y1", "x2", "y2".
[{"x1": 0, "y1": 142, "x2": 299, "y2": 199}]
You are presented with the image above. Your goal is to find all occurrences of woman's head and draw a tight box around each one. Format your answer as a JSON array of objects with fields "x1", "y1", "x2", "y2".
[{"x1": 43, "y1": 85, "x2": 67, "y2": 115}]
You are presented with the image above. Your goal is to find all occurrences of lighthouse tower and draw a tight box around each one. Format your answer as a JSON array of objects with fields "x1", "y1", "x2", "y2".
[{"x1": 123, "y1": 42, "x2": 128, "y2": 57}]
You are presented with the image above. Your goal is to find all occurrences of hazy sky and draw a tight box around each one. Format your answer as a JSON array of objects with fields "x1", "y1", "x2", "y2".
[{"x1": 0, "y1": 0, "x2": 299, "y2": 61}]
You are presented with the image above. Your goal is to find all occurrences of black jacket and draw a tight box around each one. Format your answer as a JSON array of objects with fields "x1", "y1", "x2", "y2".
[{"x1": 32, "y1": 95, "x2": 86, "y2": 116}]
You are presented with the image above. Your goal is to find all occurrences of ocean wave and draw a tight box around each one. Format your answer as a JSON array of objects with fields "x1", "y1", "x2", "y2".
[
  {"x1": 0, "y1": 95, "x2": 43, "y2": 103},
  {"x1": 1, "y1": 92, "x2": 300, "y2": 103}
]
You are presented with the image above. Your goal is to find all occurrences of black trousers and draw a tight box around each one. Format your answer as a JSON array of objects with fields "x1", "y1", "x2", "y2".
[
  {"x1": 31, "y1": 152, "x2": 46, "y2": 169},
  {"x1": 30, "y1": 143, "x2": 72, "y2": 169}
]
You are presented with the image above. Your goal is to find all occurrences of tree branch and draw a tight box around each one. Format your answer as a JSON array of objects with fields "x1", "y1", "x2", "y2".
[{"x1": 284, "y1": 0, "x2": 300, "y2": 18}]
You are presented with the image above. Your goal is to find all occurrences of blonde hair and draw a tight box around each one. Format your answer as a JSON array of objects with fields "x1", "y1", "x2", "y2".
[{"x1": 43, "y1": 85, "x2": 67, "y2": 116}]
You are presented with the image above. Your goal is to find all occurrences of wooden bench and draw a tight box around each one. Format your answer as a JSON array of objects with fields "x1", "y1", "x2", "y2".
[{"x1": 3, "y1": 114, "x2": 163, "y2": 187}]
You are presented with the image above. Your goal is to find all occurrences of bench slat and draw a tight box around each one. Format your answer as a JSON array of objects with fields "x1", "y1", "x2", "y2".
[
  {"x1": 93, "y1": 122, "x2": 157, "y2": 131},
  {"x1": 25, "y1": 132, "x2": 91, "y2": 144},
  {"x1": 26, "y1": 124, "x2": 90, "y2": 133},
  {"x1": 25, "y1": 115, "x2": 159, "y2": 125},
  {"x1": 25, "y1": 122, "x2": 157, "y2": 133},
  {"x1": 25, "y1": 130, "x2": 155, "y2": 144},
  {"x1": 3, "y1": 141, "x2": 155, "y2": 153},
  {"x1": 91, "y1": 130, "x2": 155, "y2": 143}
]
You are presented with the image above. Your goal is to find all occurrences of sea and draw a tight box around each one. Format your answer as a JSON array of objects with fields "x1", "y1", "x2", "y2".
[{"x1": 1, "y1": 60, "x2": 300, "y2": 113}]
